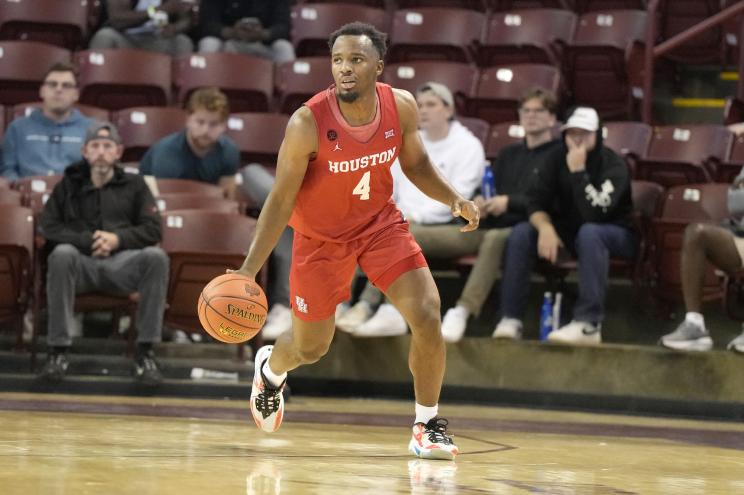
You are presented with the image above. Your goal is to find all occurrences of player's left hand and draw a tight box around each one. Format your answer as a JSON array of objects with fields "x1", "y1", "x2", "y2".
[{"x1": 452, "y1": 199, "x2": 479, "y2": 232}]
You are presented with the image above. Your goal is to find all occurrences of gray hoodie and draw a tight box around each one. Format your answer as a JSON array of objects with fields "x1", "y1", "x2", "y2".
[{"x1": 1, "y1": 108, "x2": 93, "y2": 181}]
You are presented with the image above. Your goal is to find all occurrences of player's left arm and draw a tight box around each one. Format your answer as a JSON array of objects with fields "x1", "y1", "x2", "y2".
[{"x1": 394, "y1": 89, "x2": 479, "y2": 232}]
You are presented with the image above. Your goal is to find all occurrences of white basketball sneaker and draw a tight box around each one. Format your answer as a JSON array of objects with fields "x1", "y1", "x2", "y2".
[
  {"x1": 250, "y1": 345, "x2": 286, "y2": 433},
  {"x1": 492, "y1": 318, "x2": 523, "y2": 340},
  {"x1": 441, "y1": 306, "x2": 468, "y2": 343},
  {"x1": 548, "y1": 320, "x2": 602, "y2": 345},
  {"x1": 408, "y1": 418, "x2": 459, "y2": 461},
  {"x1": 260, "y1": 304, "x2": 293, "y2": 340}
]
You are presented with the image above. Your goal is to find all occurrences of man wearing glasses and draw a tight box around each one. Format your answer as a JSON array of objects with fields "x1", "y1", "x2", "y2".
[{"x1": 1, "y1": 63, "x2": 93, "y2": 180}]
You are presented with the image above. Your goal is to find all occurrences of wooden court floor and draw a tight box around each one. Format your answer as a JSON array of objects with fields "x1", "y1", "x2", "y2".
[{"x1": 1, "y1": 392, "x2": 743, "y2": 494}]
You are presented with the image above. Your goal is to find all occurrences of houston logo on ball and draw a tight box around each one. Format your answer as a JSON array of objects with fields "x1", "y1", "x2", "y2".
[{"x1": 227, "y1": 303, "x2": 266, "y2": 325}]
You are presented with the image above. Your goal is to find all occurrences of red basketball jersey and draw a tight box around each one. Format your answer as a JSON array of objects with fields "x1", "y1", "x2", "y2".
[{"x1": 289, "y1": 83, "x2": 404, "y2": 242}]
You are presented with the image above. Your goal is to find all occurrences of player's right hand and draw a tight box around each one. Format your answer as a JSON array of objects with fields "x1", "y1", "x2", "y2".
[{"x1": 452, "y1": 199, "x2": 480, "y2": 232}]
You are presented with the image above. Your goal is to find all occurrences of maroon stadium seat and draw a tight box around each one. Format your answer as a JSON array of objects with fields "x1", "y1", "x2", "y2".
[
  {"x1": 76, "y1": 49, "x2": 171, "y2": 110},
  {"x1": 396, "y1": 0, "x2": 488, "y2": 10},
  {"x1": 381, "y1": 61, "x2": 478, "y2": 115},
  {"x1": 457, "y1": 117, "x2": 490, "y2": 148},
  {"x1": 154, "y1": 179, "x2": 225, "y2": 198},
  {"x1": 387, "y1": 8, "x2": 485, "y2": 64},
  {"x1": 635, "y1": 125, "x2": 733, "y2": 188},
  {"x1": 574, "y1": 0, "x2": 646, "y2": 12},
  {"x1": 173, "y1": 53, "x2": 272, "y2": 113},
  {"x1": 466, "y1": 64, "x2": 561, "y2": 124},
  {"x1": 478, "y1": 9, "x2": 577, "y2": 67},
  {"x1": 225, "y1": 113, "x2": 290, "y2": 167},
  {"x1": 658, "y1": 0, "x2": 724, "y2": 64},
  {"x1": 717, "y1": 134, "x2": 744, "y2": 183},
  {"x1": 295, "y1": 0, "x2": 386, "y2": 8},
  {"x1": 276, "y1": 57, "x2": 333, "y2": 114},
  {"x1": 489, "y1": 0, "x2": 574, "y2": 9},
  {"x1": 12, "y1": 175, "x2": 63, "y2": 207},
  {"x1": 651, "y1": 183, "x2": 731, "y2": 304},
  {"x1": 0, "y1": 41, "x2": 71, "y2": 106},
  {"x1": 602, "y1": 121, "x2": 651, "y2": 176},
  {"x1": 0, "y1": 206, "x2": 35, "y2": 349},
  {"x1": 563, "y1": 10, "x2": 648, "y2": 119},
  {"x1": 11, "y1": 102, "x2": 110, "y2": 123},
  {"x1": 112, "y1": 107, "x2": 186, "y2": 162},
  {"x1": 0, "y1": 188, "x2": 22, "y2": 206},
  {"x1": 0, "y1": 0, "x2": 88, "y2": 50},
  {"x1": 485, "y1": 121, "x2": 525, "y2": 159},
  {"x1": 290, "y1": 4, "x2": 387, "y2": 58},
  {"x1": 0, "y1": 104, "x2": 5, "y2": 144},
  {"x1": 155, "y1": 194, "x2": 240, "y2": 215},
  {"x1": 160, "y1": 210, "x2": 262, "y2": 357}
]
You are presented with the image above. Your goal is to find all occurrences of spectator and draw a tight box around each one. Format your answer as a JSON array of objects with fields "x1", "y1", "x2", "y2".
[
  {"x1": 139, "y1": 87, "x2": 239, "y2": 199},
  {"x1": 336, "y1": 82, "x2": 484, "y2": 337},
  {"x1": 497, "y1": 106, "x2": 636, "y2": 344},
  {"x1": 90, "y1": 0, "x2": 194, "y2": 57},
  {"x1": 1, "y1": 63, "x2": 93, "y2": 180},
  {"x1": 439, "y1": 88, "x2": 561, "y2": 342},
  {"x1": 197, "y1": 0, "x2": 295, "y2": 63},
  {"x1": 660, "y1": 167, "x2": 744, "y2": 352},
  {"x1": 38, "y1": 121, "x2": 169, "y2": 385}
]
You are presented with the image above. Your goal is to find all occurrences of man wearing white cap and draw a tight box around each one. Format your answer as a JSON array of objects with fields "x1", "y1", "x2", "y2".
[{"x1": 496, "y1": 106, "x2": 636, "y2": 344}]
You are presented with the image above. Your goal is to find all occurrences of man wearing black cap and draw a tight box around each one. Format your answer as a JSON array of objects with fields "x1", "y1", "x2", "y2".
[{"x1": 39, "y1": 121, "x2": 169, "y2": 385}]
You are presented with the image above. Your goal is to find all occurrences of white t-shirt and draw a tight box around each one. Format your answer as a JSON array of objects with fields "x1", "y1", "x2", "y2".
[{"x1": 391, "y1": 120, "x2": 485, "y2": 224}]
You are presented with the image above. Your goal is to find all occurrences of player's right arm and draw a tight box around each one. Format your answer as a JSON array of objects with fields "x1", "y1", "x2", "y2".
[{"x1": 234, "y1": 107, "x2": 317, "y2": 279}]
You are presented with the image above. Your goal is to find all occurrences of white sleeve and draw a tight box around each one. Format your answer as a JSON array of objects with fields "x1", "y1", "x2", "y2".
[{"x1": 447, "y1": 134, "x2": 486, "y2": 200}]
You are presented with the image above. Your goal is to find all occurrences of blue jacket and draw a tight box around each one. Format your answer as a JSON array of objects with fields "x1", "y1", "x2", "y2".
[{"x1": 1, "y1": 109, "x2": 93, "y2": 180}]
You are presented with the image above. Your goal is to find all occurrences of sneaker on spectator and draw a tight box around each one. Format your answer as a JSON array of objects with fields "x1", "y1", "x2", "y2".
[
  {"x1": 660, "y1": 320, "x2": 713, "y2": 351},
  {"x1": 133, "y1": 350, "x2": 163, "y2": 386},
  {"x1": 548, "y1": 320, "x2": 601, "y2": 345},
  {"x1": 727, "y1": 326, "x2": 744, "y2": 353},
  {"x1": 441, "y1": 306, "x2": 468, "y2": 343},
  {"x1": 492, "y1": 318, "x2": 523, "y2": 340},
  {"x1": 354, "y1": 303, "x2": 407, "y2": 337},
  {"x1": 39, "y1": 352, "x2": 69, "y2": 382},
  {"x1": 336, "y1": 301, "x2": 373, "y2": 333},
  {"x1": 261, "y1": 304, "x2": 293, "y2": 340}
]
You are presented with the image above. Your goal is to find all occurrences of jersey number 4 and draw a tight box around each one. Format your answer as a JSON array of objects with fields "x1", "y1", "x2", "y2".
[{"x1": 352, "y1": 171, "x2": 371, "y2": 201}]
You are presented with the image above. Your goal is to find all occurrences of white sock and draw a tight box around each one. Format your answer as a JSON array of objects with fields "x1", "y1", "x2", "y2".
[
  {"x1": 685, "y1": 312, "x2": 705, "y2": 330},
  {"x1": 414, "y1": 403, "x2": 438, "y2": 425},
  {"x1": 261, "y1": 360, "x2": 287, "y2": 387}
]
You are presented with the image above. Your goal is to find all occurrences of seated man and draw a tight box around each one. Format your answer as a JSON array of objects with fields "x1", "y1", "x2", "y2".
[
  {"x1": 197, "y1": 0, "x2": 295, "y2": 63},
  {"x1": 1, "y1": 63, "x2": 92, "y2": 180},
  {"x1": 497, "y1": 106, "x2": 637, "y2": 344},
  {"x1": 39, "y1": 121, "x2": 169, "y2": 385},
  {"x1": 90, "y1": 0, "x2": 194, "y2": 57},
  {"x1": 336, "y1": 82, "x2": 484, "y2": 337},
  {"x1": 660, "y1": 167, "x2": 744, "y2": 351},
  {"x1": 139, "y1": 87, "x2": 239, "y2": 199},
  {"x1": 440, "y1": 88, "x2": 561, "y2": 342}
]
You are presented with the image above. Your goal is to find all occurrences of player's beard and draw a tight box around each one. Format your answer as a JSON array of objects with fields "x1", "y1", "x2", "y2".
[{"x1": 337, "y1": 90, "x2": 360, "y2": 103}]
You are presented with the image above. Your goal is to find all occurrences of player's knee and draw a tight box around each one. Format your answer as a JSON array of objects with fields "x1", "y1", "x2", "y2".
[
  {"x1": 296, "y1": 343, "x2": 330, "y2": 364},
  {"x1": 407, "y1": 294, "x2": 441, "y2": 330}
]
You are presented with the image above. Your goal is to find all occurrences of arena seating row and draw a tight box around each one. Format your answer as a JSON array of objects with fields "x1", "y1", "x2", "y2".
[{"x1": 1, "y1": 177, "x2": 740, "y2": 356}]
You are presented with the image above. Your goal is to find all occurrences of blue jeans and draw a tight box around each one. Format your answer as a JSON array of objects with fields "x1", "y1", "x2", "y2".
[{"x1": 500, "y1": 221, "x2": 637, "y2": 324}]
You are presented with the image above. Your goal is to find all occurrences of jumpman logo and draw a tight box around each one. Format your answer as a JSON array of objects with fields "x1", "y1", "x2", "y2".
[{"x1": 333, "y1": 142, "x2": 342, "y2": 152}]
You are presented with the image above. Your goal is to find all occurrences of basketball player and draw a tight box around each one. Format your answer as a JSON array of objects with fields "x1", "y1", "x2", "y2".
[{"x1": 233, "y1": 22, "x2": 479, "y2": 460}]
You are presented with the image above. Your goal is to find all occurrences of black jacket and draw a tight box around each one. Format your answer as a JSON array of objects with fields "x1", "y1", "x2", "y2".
[
  {"x1": 526, "y1": 122, "x2": 633, "y2": 248},
  {"x1": 40, "y1": 161, "x2": 161, "y2": 255},
  {"x1": 199, "y1": 0, "x2": 292, "y2": 43},
  {"x1": 482, "y1": 138, "x2": 561, "y2": 229}
]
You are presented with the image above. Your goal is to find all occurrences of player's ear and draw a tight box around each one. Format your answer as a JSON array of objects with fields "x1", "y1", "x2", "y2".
[{"x1": 376, "y1": 59, "x2": 384, "y2": 77}]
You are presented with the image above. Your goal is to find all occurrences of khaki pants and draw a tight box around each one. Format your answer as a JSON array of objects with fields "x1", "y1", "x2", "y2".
[{"x1": 359, "y1": 223, "x2": 512, "y2": 316}]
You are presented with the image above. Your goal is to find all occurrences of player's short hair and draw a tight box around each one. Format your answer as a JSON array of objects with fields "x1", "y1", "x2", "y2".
[
  {"x1": 518, "y1": 87, "x2": 558, "y2": 115},
  {"x1": 328, "y1": 22, "x2": 388, "y2": 60},
  {"x1": 43, "y1": 62, "x2": 78, "y2": 86},
  {"x1": 186, "y1": 87, "x2": 230, "y2": 120}
]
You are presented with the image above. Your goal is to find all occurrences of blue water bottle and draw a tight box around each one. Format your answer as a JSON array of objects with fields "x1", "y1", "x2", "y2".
[
  {"x1": 482, "y1": 162, "x2": 495, "y2": 200},
  {"x1": 539, "y1": 292, "x2": 553, "y2": 341}
]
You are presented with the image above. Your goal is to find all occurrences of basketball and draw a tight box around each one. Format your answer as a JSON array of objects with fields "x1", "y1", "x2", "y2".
[{"x1": 198, "y1": 273, "x2": 268, "y2": 344}]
